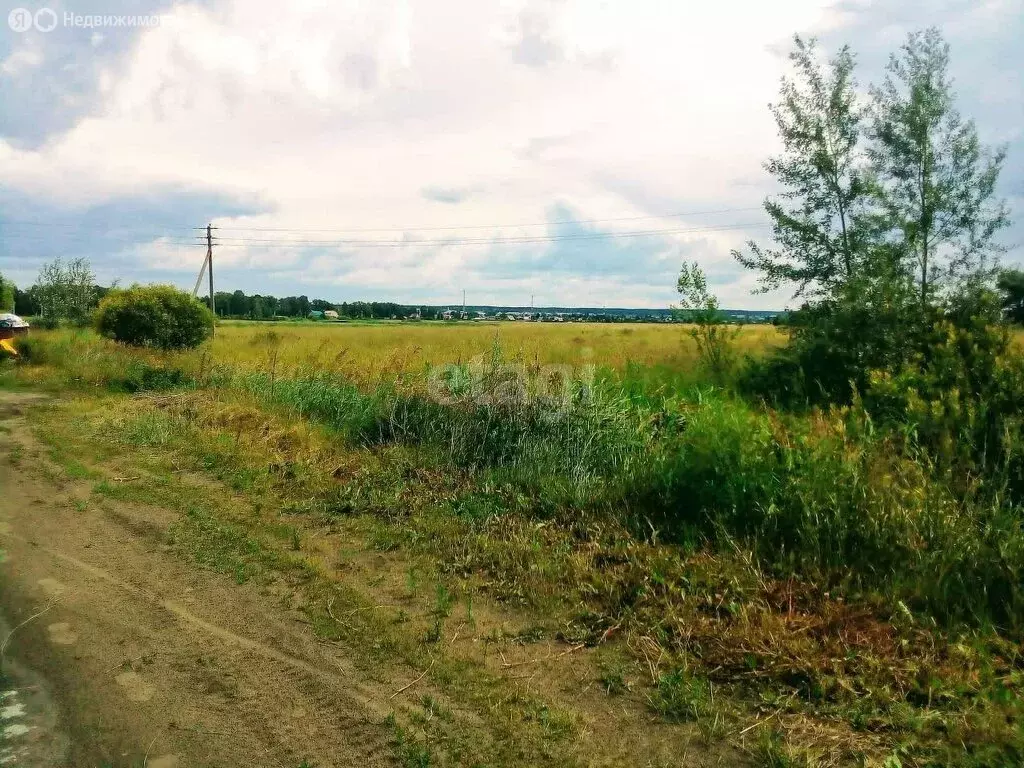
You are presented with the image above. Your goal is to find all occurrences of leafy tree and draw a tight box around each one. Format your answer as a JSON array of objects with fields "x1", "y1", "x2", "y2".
[
  {"x1": 35, "y1": 257, "x2": 98, "y2": 325},
  {"x1": 998, "y1": 268, "x2": 1024, "y2": 324},
  {"x1": 869, "y1": 27, "x2": 1009, "y2": 306},
  {"x1": 94, "y1": 285, "x2": 214, "y2": 350},
  {"x1": 737, "y1": 29, "x2": 1011, "y2": 407},
  {"x1": 746, "y1": 253, "x2": 921, "y2": 405},
  {"x1": 255, "y1": 295, "x2": 278, "y2": 318},
  {"x1": 676, "y1": 262, "x2": 738, "y2": 382},
  {"x1": 0, "y1": 273, "x2": 15, "y2": 312},
  {"x1": 229, "y1": 289, "x2": 249, "y2": 317},
  {"x1": 734, "y1": 36, "x2": 867, "y2": 298},
  {"x1": 13, "y1": 286, "x2": 39, "y2": 317},
  {"x1": 249, "y1": 296, "x2": 268, "y2": 319}
]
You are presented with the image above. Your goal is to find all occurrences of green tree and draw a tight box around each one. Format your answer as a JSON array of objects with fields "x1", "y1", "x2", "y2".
[
  {"x1": 0, "y1": 273, "x2": 15, "y2": 312},
  {"x1": 13, "y1": 286, "x2": 39, "y2": 316},
  {"x1": 249, "y1": 296, "x2": 267, "y2": 319},
  {"x1": 737, "y1": 29, "x2": 1012, "y2": 408},
  {"x1": 998, "y1": 268, "x2": 1024, "y2": 324},
  {"x1": 35, "y1": 257, "x2": 98, "y2": 325},
  {"x1": 94, "y1": 284, "x2": 214, "y2": 350},
  {"x1": 229, "y1": 289, "x2": 249, "y2": 317},
  {"x1": 734, "y1": 36, "x2": 867, "y2": 298},
  {"x1": 869, "y1": 27, "x2": 1009, "y2": 307},
  {"x1": 676, "y1": 262, "x2": 738, "y2": 382}
]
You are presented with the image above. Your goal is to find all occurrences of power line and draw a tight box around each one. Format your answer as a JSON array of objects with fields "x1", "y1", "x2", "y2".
[
  {"x1": 207, "y1": 205, "x2": 764, "y2": 233},
  {"x1": 4, "y1": 221, "x2": 769, "y2": 252},
  {"x1": 2, "y1": 214, "x2": 771, "y2": 256},
  {"x1": 3, "y1": 219, "x2": 199, "y2": 233},
  {"x1": 201, "y1": 222, "x2": 769, "y2": 248},
  {"x1": 0, "y1": 231, "x2": 202, "y2": 246},
  {"x1": 3, "y1": 204, "x2": 763, "y2": 237}
]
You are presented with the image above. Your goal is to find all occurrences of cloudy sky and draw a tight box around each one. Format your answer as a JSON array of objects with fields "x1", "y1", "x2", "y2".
[{"x1": 1, "y1": 0, "x2": 1021, "y2": 309}]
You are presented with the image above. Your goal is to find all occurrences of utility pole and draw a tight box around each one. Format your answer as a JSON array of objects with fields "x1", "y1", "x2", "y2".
[
  {"x1": 207, "y1": 223, "x2": 216, "y2": 334},
  {"x1": 462, "y1": 289, "x2": 466, "y2": 319}
]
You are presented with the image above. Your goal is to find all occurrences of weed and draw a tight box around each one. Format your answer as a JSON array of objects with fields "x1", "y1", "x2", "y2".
[
  {"x1": 405, "y1": 567, "x2": 420, "y2": 598},
  {"x1": 7, "y1": 445, "x2": 23, "y2": 466},
  {"x1": 433, "y1": 583, "x2": 454, "y2": 617},
  {"x1": 597, "y1": 656, "x2": 631, "y2": 696},
  {"x1": 754, "y1": 729, "x2": 816, "y2": 768},
  {"x1": 648, "y1": 668, "x2": 711, "y2": 723},
  {"x1": 418, "y1": 695, "x2": 453, "y2": 723},
  {"x1": 509, "y1": 625, "x2": 546, "y2": 645},
  {"x1": 522, "y1": 703, "x2": 575, "y2": 741},
  {"x1": 423, "y1": 617, "x2": 443, "y2": 644},
  {"x1": 385, "y1": 713, "x2": 434, "y2": 768}
]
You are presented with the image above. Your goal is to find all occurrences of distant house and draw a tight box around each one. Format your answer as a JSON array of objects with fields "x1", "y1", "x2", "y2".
[
  {"x1": 308, "y1": 310, "x2": 324, "y2": 320},
  {"x1": 324, "y1": 310, "x2": 339, "y2": 319}
]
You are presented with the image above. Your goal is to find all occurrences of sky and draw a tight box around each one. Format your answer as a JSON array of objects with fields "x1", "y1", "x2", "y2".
[{"x1": 1, "y1": 0, "x2": 1021, "y2": 310}]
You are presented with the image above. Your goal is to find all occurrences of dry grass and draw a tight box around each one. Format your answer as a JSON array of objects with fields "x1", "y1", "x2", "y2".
[{"x1": 204, "y1": 321, "x2": 785, "y2": 383}]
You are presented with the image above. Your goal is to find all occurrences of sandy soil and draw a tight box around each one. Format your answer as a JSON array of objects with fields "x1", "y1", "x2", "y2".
[{"x1": 0, "y1": 391, "x2": 396, "y2": 767}]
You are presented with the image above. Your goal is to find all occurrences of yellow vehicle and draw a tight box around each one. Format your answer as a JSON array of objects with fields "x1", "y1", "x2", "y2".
[{"x1": 0, "y1": 313, "x2": 29, "y2": 357}]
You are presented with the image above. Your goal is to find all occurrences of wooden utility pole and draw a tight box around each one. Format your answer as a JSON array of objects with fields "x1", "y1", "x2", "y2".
[{"x1": 207, "y1": 223, "x2": 215, "y2": 326}]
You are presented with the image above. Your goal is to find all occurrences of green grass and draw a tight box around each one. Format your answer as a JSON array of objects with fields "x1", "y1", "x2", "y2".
[
  {"x1": 647, "y1": 668, "x2": 713, "y2": 723},
  {"x1": 597, "y1": 654, "x2": 632, "y2": 696},
  {"x1": 9, "y1": 326, "x2": 1024, "y2": 766},
  {"x1": 385, "y1": 713, "x2": 435, "y2": 767}
]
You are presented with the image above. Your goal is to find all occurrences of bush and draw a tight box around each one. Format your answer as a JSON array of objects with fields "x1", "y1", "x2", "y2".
[
  {"x1": 741, "y1": 269, "x2": 923, "y2": 407},
  {"x1": 94, "y1": 285, "x2": 214, "y2": 350},
  {"x1": 33, "y1": 315, "x2": 60, "y2": 330},
  {"x1": 862, "y1": 312, "x2": 1024, "y2": 504}
]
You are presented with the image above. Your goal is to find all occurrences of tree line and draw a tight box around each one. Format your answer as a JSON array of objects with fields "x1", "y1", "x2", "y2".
[
  {"x1": 204, "y1": 290, "x2": 433, "y2": 320},
  {"x1": 0, "y1": 265, "x2": 446, "y2": 322}
]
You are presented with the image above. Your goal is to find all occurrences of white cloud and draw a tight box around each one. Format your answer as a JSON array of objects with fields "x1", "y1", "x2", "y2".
[
  {"x1": 0, "y1": 47, "x2": 43, "y2": 77},
  {"x1": 0, "y1": 0, "x2": 1019, "y2": 307}
]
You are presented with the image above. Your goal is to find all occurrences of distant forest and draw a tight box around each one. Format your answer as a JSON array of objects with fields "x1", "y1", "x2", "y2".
[
  {"x1": 193, "y1": 289, "x2": 781, "y2": 323},
  {"x1": 7, "y1": 282, "x2": 781, "y2": 324}
]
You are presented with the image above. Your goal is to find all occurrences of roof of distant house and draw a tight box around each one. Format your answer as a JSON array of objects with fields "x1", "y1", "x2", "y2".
[{"x1": 0, "y1": 313, "x2": 29, "y2": 329}]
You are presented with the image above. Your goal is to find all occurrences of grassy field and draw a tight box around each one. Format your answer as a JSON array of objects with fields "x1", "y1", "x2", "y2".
[
  {"x1": 203, "y1": 320, "x2": 785, "y2": 385},
  {"x1": 3, "y1": 320, "x2": 1023, "y2": 767}
]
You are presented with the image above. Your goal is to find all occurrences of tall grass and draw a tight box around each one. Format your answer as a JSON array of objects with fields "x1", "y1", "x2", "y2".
[
  {"x1": 204, "y1": 320, "x2": 786, "y2": 386},
  {"x1": 10, "y1": 327, "x2": 1024, "y2": 631}
]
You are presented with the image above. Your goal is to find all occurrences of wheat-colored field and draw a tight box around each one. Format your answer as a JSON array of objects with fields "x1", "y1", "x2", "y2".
[{"x1": 206, "y1": 321, "x2": 786, "y2": 380}]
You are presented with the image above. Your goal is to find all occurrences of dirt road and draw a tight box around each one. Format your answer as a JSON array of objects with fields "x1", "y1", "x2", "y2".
[{"x1": 0, "y1": 391, "x2": 396, "y2": 767}]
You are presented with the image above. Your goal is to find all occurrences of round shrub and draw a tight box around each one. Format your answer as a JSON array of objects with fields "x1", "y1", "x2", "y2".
[{"x1": 94, "y1": 285, "x2": 214, "y2": 350}]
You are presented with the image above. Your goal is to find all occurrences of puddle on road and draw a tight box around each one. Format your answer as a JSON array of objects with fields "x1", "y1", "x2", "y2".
[{"x1": 0, "y1": 615, "x2": 69, "y2": 767}]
